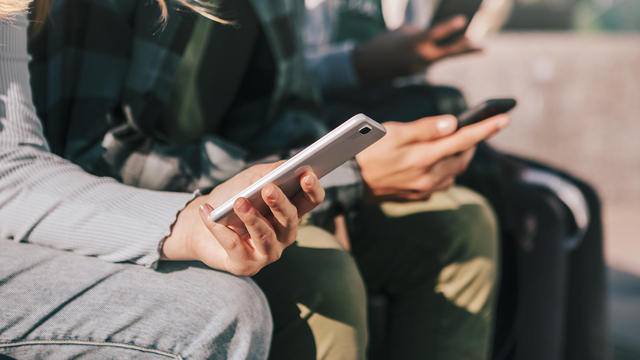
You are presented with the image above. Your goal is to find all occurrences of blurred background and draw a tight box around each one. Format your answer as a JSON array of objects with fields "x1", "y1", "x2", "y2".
[{"x1": 427, "y1": 0, "x2": 639, "y2": 357}]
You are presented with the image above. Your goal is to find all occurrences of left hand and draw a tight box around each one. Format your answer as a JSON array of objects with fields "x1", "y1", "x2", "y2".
[{"x1": 162, "y1": 162, "x2": 325, "y2": 276}]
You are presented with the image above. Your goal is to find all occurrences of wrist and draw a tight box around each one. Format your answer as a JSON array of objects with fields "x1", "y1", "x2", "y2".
[
  {"x1": 354, "y1": 155, "x2": 378, "y2": 204},
  {"x1": 161, "y1": 195, "x2": 208, "y2": 261}
]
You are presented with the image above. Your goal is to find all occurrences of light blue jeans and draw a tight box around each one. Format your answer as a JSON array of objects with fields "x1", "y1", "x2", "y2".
[
  {"x1": 1, "y1": 188, "x2": 499, "y2": 360},
  {"x1": 0, "y1": 241, "x2": 271, "y2": 360}
]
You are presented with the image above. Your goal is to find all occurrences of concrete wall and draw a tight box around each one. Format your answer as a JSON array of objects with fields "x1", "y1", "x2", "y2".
[{"x1": 426, "y1": 32, "x2": 640, "y2": 274}]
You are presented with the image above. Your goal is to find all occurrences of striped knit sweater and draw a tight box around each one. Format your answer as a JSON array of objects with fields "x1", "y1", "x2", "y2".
[{"x1": 0, "y1": 14, "x2": 195, "y2": 268}]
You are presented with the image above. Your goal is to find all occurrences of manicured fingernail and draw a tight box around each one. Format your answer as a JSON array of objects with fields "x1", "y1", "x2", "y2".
[
  {"x1": 235, "y1": 198, "x2": 251, "y2": 213},
  {"x1": 303, "y1": 174, "x2": 314, "y2": 187},
  {"x1": 497, "y1": 115, "x2": 510, "y2": 129},
  {"x1": 437, "y1": 117, "x2": 456, "y2": 134},
  {"x1": 264, "y1": 184, "x2": 278, "y2": 202},
  {"x1": 453, "y1": 15, "x2": 467, "y2": 27},
  {"x1": 199, "y1": 203, "x2": 214, "y2": 218}
]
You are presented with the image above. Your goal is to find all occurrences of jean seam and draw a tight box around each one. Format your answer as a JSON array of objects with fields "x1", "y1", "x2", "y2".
[{"x1": 0, "y1": 339, "x2": 183, "y2": 359}]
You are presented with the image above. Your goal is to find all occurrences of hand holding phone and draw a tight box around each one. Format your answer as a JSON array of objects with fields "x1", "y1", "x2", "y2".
[
  {"x1": 431, "y1": 0, "x2": 484, "y2": 46},
  {"x1": 162, "y1": 163, "x2": 326, "y2": 277},
  {"x1": 208, "y1": 114, "x2": 386, "y2": 222},
  {"x1": 355, "y1": 111, "x2": 509, "y2": 203},
  {"x1": 431, "y1": 0, "x2": 513, "y2": 46},
  {"x1": 352, "y1": 16, "x2": 481, "y2": 85}
]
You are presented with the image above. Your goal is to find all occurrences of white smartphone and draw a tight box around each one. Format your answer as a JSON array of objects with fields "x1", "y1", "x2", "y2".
[{"x1": 209, "y1": 114, "x2": 386, "y2": 222}]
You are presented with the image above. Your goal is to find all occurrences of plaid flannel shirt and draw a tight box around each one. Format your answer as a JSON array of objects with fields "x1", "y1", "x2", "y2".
[{"x1": 28, "y1": 0, "x2": 365, "y2": 225}]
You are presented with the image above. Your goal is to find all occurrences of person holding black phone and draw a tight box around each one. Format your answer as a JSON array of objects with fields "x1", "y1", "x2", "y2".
[{"x1": 303, "y1": 2, "x2": 606, "y2": 360}]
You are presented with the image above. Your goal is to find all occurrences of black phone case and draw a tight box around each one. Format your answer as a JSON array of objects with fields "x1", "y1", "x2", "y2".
[
  {"x1": 457, "y1": 98, "x2": 517, "y2": 129},
  {"x1": 431, "y1": 0, "x2": 484, "y2": 45}
]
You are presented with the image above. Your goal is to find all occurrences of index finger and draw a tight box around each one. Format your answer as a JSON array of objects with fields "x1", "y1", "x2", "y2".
[
  {"x1": 198, "y1": 203, "x2": 253, "y2": 260},
  {"x1": 392, "y1": 115, "x2": 458, "y2": 145},
  {"x1": 432, "y1": 114, "x2": 509, "y2": 158},
  {"x1": 233, "y1": 198, "x2": 279, "y2": 259}
]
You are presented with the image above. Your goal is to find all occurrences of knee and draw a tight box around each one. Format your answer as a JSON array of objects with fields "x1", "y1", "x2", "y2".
[
  {"x1": 294, "y1": 226, "x2": 368, "y2": 320},
  {"x1": 134, "y1": 265, "x2": 273, "y2": 360},
  {"x1": 380, "y1": 186, "x2": 499, "y2": 262},
  {"x1": 187, "y1": 273, "x2": 272, "y2": 360},
  {"x1": 447, "y1": 187, "x2": 499, "y2": 261},
  {"x1": 380, "y1": 187, "x2": 500, "y2": 315},
  {"x1": 431, "y1": 188, "x2": 499, "y2": 315},
  {"x1": 258, "y1": 226, "x2": 368, "y2": 359},
  {"x1": 302, "y1": 242, "x2": 369, "y2": 360}
]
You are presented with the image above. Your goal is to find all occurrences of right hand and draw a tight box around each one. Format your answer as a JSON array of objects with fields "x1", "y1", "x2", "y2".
[
  {"x1": 355, "y1": 114, "x2": 509, "y2": 202},
  {"x1": 353, "y1": 15, "x2": 481, "y2": 84},
  {"x1": 162, "y1": 163, "x2": 325, "y2": 276}
]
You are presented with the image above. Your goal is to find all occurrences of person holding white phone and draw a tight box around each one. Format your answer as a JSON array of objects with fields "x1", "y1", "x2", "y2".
[{"x1": 0, "y1": 5, "x2": 325, "y2": 359}]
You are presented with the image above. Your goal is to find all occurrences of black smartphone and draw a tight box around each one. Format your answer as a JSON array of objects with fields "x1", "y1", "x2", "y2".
[
  {"x1": 456, "y1": 98, "x2": 517, "y2": 129},
  {"x1": 431, "y1": 0, "x2": 484, "y2": 45}
]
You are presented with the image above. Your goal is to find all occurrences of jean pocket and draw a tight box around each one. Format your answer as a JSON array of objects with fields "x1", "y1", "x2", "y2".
[{"x1": 0, "y1": 339, "x2": 182, "y2": 359}]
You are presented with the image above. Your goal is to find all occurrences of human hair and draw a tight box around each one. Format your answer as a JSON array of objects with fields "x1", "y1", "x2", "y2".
[
  {"x1": 1, "y1": 0, "x2": 227, "y2": 25},
  {"x1": 0, "y1": 0, "x2": 31, "y2": 20},
  {"x1": 157, "y1": 0, "x2": 229, "y2": 24}
]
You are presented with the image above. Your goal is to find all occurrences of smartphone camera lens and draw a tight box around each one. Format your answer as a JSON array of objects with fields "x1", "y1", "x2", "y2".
[{"x1": 359, "y1": 126, "x2": 371, "y2": 135}]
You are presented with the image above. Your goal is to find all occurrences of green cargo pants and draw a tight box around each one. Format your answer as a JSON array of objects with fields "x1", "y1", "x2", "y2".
[{"x1": 254, "y1": 186, "x2": 499, "y2": 359}]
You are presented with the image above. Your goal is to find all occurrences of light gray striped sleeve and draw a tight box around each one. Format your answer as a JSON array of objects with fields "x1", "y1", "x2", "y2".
[{"x1": 0, "y1": 15, "x2": 195, "y2": 268}]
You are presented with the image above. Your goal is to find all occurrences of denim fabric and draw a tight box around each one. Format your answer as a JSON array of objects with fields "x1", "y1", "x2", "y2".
[{"x1": 0, "y1": 241, "x2": 272, "y2": 360}]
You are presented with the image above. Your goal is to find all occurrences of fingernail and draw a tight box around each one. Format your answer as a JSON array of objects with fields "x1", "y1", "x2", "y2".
[
  {"x1": 497, "y1": 115, "x2": 510, "y2": 129},
  {"x1": 437, "y1": 117, "x2": 456, "y2": 134},
  {"x1": 264, "y1": 184, "x2": 278, "y2": 202},
  {"x1": 303, "y1": 174, "x2": 314, "y2": 187},
  {"x1": 199, "y1": 203, "x2": 214, "y2": 217},
  {"x1": 235, "y1": 198, "x2": 251, "y2": 213},
  {"x1": 454, "y1": 15, "x2": 467, "y2": 27}
]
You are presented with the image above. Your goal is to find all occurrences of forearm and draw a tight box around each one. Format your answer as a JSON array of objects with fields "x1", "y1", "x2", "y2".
[
  {"x1": 0, "y1": 14, "x2": 195, "y2": 268},
  {"x1": 0, "y1": 154, "x2": 195, "y2": 267}
]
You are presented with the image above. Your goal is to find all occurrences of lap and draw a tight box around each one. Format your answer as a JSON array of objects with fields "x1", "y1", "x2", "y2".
[
  {"x1": 0, "y1": 189, "x2": 499, "y2": 360},
  {"x1": 350, "y1": 186, "x2": 499, "y2": 311},
  {"x1": 349, "y1": 186, "x2": 500, "y2": 358},
  {"x1": 0, "y1": 241, "x2": 271, "y2": 360},
  {"x1": 253, "y1": 225, "x2": 368, "y2": 360},
  {"x1": 254, "y1": 189, "x2": 499, "y2": 359}
]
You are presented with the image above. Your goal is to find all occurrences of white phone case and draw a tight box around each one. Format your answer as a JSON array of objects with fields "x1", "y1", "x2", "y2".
[{"x1": 209, "y1": 113, "x2": 386, "y2": 222}]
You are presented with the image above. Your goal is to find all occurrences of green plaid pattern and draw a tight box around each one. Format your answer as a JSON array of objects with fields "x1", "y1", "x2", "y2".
[{"x1": 28, "y1": 0, "x2": 364, "y2": 225}]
